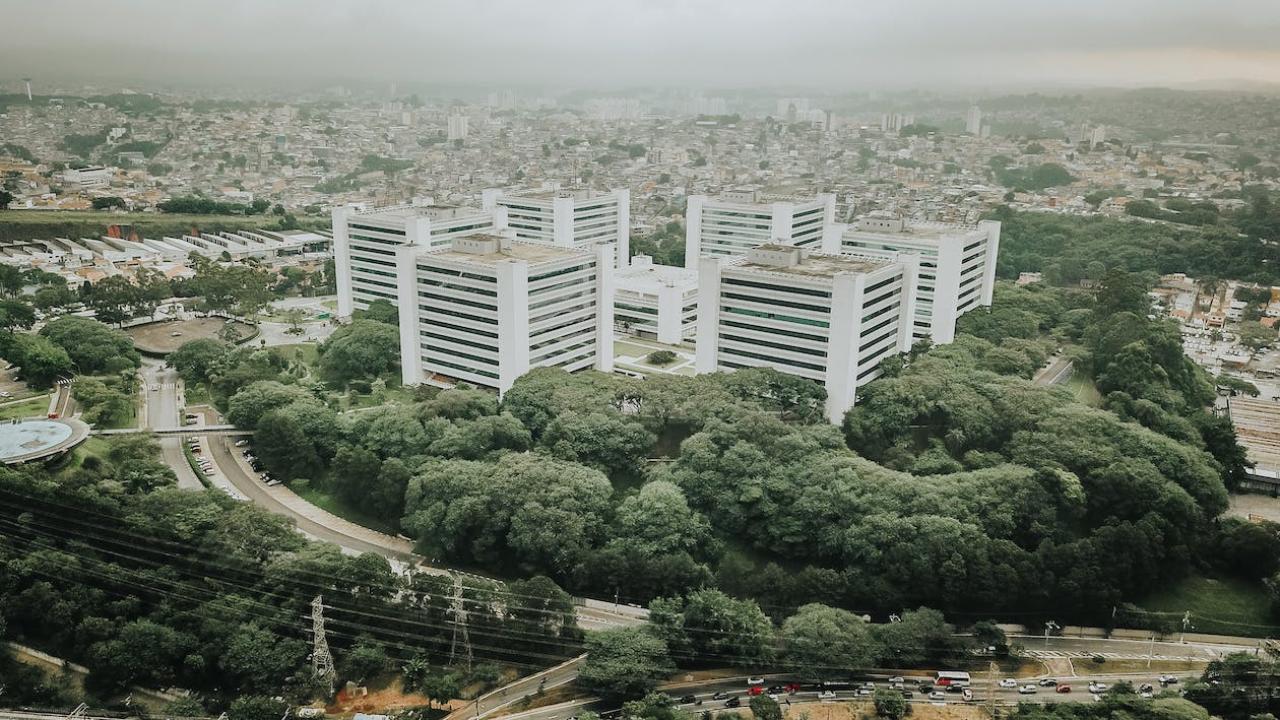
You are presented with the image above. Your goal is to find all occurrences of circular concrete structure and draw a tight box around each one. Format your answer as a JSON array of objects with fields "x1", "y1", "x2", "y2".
[{"x1": 0, "y1": 418, "x2": 90, "y2": 465}]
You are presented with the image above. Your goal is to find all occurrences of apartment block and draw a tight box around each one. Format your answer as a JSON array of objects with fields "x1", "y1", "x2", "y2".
[
  {"x1": 483, "y1": 187, "x2": 630, "y2": 268},
  {"x1": 332, "y1": 199, "x2": 505, "y2": 318},
  {"x1": 684, "y1": 188, "x2": 837, "y2": 268},
  {"x1": 828, "y1": 215, "x2": 999, "y2": 345},
  {"x1": 613, "y1": 255, "x2": 698, "y2": 344},
  {"x1": 696, "y1": 245, "x2": 919, "y2": 423},
  {"x1": 395, "y1": 235, "x2": 614, "y2": 392}
]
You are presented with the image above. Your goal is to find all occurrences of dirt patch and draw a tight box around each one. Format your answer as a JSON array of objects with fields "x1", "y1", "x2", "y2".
[
  {"x1": 329, "y1": 675, "x2": 436, "y2": 715},
  {"x1": 127, "y1": 317, "x2": 255, "y2": 355},
  {"x1": 781, "y1": 700, "x2": 987, "y2": 720}
]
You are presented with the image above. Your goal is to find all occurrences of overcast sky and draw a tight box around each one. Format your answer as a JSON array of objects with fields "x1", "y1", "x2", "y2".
[{"x1": 6, "y1": 0, "x2": 1279, "y2": 91}]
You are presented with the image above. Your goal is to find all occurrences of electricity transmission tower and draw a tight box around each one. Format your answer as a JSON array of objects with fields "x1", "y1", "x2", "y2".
[
  {"x1": 448, "y1": 574, "x2": 473, "y2": 672},
  {"x1": 986, "y1": 661, "x2": 1000, "y2": 720},
  {"x1": 311, "y1": 595, "x2": 336, "y2": 693}
]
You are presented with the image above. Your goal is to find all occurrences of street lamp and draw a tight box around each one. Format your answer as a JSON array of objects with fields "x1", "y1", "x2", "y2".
[{"x1": 1044, "y1": 620, "x2": 1059, "y2": 649}]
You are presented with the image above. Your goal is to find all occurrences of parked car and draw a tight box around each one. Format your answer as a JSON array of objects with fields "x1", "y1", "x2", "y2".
[
  {"x1": 962, "y1": 689, "x2": 973, "y2": 702},
  {"x1": 234, "y1": 439, "x2": 250, "y2": 447},
  {"x1": 1018, "y1": 685, "x2": 1037, "y2": 695},
  {"x1": 998, "y1": 679, "x2": 1018, "y2": 689},
  {"x1": 678, "y1": 695, "x2": 697, "y2": 705}
]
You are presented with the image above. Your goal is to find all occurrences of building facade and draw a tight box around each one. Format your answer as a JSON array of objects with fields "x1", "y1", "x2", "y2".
[
  {"x1": 395, "y1": 235, "x2": 615, "y2": 393},
  {"x1": 829, "y1": 216, "x2": 1000, "y2": 345},
  {"x1": 684, "y1": 189, "x2": 837, "y2": 269},
  {"x1": 696, "y1": 245, "x2": 919, "y2": 423},
  {"x1": 613, "y1": 255, "x2": 698, "y2": 344},
  {"x1": 483, "y1": 187, "x2": 630, "y2": 268},
  {"x1": 332, "y1": 199, "x2": 504, "y2": 318}
]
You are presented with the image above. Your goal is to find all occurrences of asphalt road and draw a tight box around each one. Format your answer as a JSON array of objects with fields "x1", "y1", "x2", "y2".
[
  {"x1": 140, "y1": 361, "x2": 201, "y2": 490},
  {"x1": 496, "y1": 668, "x2": 1207, "y2": 720}
]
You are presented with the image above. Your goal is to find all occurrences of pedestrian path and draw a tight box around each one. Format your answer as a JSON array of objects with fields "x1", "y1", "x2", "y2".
[{"x1": 1021, "y1": 649, "x2": 1208, "y2": 662}]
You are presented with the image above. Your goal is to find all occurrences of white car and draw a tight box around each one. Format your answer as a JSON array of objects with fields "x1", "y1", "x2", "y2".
[
  {"x1": 856, "y1": 688, "x2": 873, "y2": 696},
  {"x1": 817, "y1": 691, "x2": 837, "y2": 700},
  {"x1": 0, "y1": 391, "x2": 11, "y2": 398},
  {"x1": 887, "y1": 676, "x2": 904, "y2": 684},
  {"x1": 962, "y1": 689, "x2": 973, "y2": 701},
  {"x1": 234, "y1": 439, "x2": 250, "y2": 447},
  {"x1": 1018, "y1": 685, "x2": 1037, "y2": 695},
  {"x1": 746, "y1": 677, "x2": 765, "y2": 686},
  {"x1": 928, "y1": 691, "x2": 945, "y2": 701},
  {"x1": 1088, "y1": 682, "x2": 1108, "y2": 693},
  {"x1": 998, "y1": 679, "x2": 1018, "y2": 688},
  {"x1": 150, "y1": 384, "x2": 159, "y2": 391}
]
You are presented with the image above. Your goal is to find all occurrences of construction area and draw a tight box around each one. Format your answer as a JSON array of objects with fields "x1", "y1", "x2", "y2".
[{"x1": 1226, "y1": 395, "x2": 1280, "y2": 492}]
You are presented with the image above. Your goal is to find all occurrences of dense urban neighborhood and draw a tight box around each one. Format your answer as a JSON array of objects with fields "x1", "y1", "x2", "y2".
[{"x1": 3, "y1": 5, "x2": 1280, "y2": 720}]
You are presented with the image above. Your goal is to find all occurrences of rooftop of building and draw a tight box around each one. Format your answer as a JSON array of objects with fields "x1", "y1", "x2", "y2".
[
  {"x1": 352, "y1": 200, "x2": 483, "y2": 222},
  {"x1": 728, "y1": 244, "x2": 893, "y2": 280},
  {"x1": 616, "y1": 255, "x2": 697, "y2": 292},
  {"x1": 421, "y1": 234, "x2": 592, "y2": 267},
  {"x1": 497, "y1": 187, "x2": 616, "y2": 203},
  {"x1": 843, "y1": 214, "x2": 992, "y2": 241}
]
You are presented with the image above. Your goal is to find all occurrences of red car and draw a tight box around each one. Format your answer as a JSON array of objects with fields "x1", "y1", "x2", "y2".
[
  {"x1": 747, "y1": 686, "x2": 764, "y2": 696},
  {"x1": 1056, "y1": 685, "x2": 1071, "y2": 694}
]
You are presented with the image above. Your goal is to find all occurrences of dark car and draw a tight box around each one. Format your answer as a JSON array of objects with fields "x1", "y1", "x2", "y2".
[
  {"x1": 711, "y1": 692, "x2": 729, "y2": 701},
  {"x1": 724, "y1": 697, "x2": 741, "y2": 708},
  {"x1": 900, "y1": 691, "x2": 915, "y2": 699},
  {"x1": 946, "y1": 685, "x2": 964, "y2": 694},
  {"x1": 767, "y1": 685, "x2": 786, "y2": 695},
  {"x1": 918, "y1": 683, "x2": 934, "y2": 694},
  {"x1": 679, "y1": 695, "x2": 698, "y2": 705}
]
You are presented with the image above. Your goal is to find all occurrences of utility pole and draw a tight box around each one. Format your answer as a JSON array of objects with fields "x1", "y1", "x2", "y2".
[
  {"x1": 67, "y1": 704, "x2": 88, "y2": 720},
  {"x1": 311, "y1": 595, "x2": 336, "y2": 694},
  {"x1": 448, "y1": 574, "x2": 473, "y2": 672},
  {"x1": 1180, "y1": 612, "x2": 1192, "y2": 644},
  {"x1": 987, "y1": 660, "x2": 999, "y2": 720}
]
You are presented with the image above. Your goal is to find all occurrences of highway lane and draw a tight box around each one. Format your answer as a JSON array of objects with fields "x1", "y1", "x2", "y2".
[
  {"x1": 140, "y1": 361, "x2": 201, "y2": 490},
  {"x1": 495, "y1": 668, "x2": 1207, "y2": 720}
]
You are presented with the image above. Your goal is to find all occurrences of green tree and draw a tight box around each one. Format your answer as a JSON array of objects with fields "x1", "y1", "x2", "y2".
[
  {"x1": 354, "y1": 298, "x2": 400, "y2": 325},
  {"x1": 342, "y1": 635, "x2": 391, "y2": 682},
  {"x1": 749, "y1": 696, "x2": 783, "y2": 720},
  {"x1": 168, "y1": 338, "x2": 231, "y2": 385},
  {"x1": 319, "y1": 319, "x2": 400, "y2": 384},
  {"x1": 227, "y1": 696, "x2": 289, "y2": 720},
  {"x1": 779, "y1": 603, "x2": 876, "y2": 680},
  {"x1": 39, "y1": 315, "x2": 139, "y2": 373},
  {"x1": 873, "y1": 688, "x2": 909, "y2": 720},
  {"x1": 578, "y1": 627, "x2": 674, "y2": 702}
]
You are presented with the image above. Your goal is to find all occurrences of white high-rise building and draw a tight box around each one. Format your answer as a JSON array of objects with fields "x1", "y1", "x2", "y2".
[
  {"x1": 614, "y1": 255, "x2": 698, "y2": 344},
  {"x1": 393, "y1": 234, "x2": 614, "y2": 392},
  {"x1": 483, "y1": 187, "x2": 630, "y2": 269},
  {"x1": 447, "y1": 114, "x2": 469, "y2": 141},
  {"x1": 332, "y1": 200, "x2": 506, "y2": 318},
  {"x1": 966, "y1": 105, "x2": 983, "y2": 135},
  {"x1": 696, "y1": 245, "x2": 919, "y2": 423},
  {"x1": 684, "y1": 189, "x2": 838, "y2": 269},
  {"x1": 828, "y1": 215, "x2": 1001, "y2": 346}
]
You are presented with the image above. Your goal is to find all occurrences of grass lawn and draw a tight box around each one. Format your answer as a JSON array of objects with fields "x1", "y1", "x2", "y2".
[
  {"x1": 1139, "y1": 573, "x2": 1278, "y2": 636},
  {"x1": 1065, "y1": 373, "x2": 1103, "y2": 407},
  {"x1": 291, "y1": 481, "x2": 398, "y2": 535},
  {"x1": 271, "y1": 343, "x2": 321, "y2": 368},
  {"x1": 0, "y1": 395, "x2": 51, "y2": 420}
]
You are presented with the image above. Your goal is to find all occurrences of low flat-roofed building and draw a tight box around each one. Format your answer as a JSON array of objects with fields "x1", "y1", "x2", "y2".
[
  {"x1": 613, "y1": 255, "x2": 697, "y2": 344},
  {"x1": 1227, "y1": 395, "x2": 1280, "y2": 492},
  {"x1": 395, "y1": 234, "x2": 614, "y2": 392},
  {"x1": 696, "y1": 244, "x2": 919, "y2": 423}
]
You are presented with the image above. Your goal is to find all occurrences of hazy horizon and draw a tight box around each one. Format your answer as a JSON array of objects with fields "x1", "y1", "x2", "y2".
[{"x1": 5, "y1": 0, "x2": 1280, "y2": 93}]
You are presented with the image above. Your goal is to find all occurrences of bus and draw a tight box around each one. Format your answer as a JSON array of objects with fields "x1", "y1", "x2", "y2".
[{"x1": 935, "y1": 671, "x2": 971, "y2": 687}]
